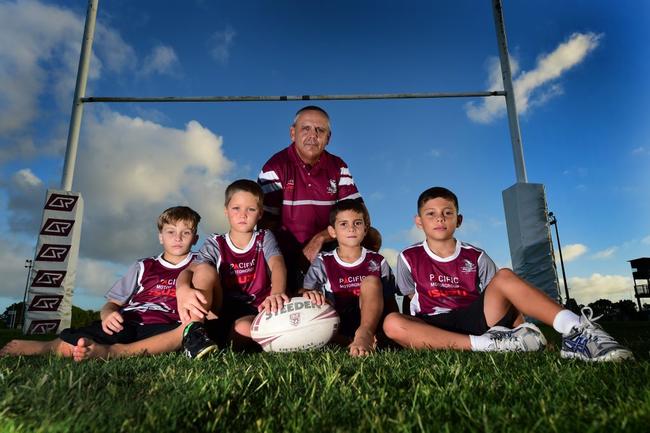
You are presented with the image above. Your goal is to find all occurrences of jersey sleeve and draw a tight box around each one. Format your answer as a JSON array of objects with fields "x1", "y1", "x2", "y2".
[
  {"x1": 105, "y1": 260, "x2": 142, "y2": 303},
  {"x1": 258, "y1": 160, "x2": 283, "y2": 216},
  {"x1": 477, "y1": 250, "x2": 498, "y2": 292},
  {"x1": 336, "y1": 160, "x2": 362, "y2": 201},
  {"x1": 195, "y1": 235, "x2": 221, "y2": 267},
  {"x1": 302, "y1": 255, "x2": 328, "y2": 293},
  {"x1": 261, "y1": 230, "x2": 282, "y2": 259},
  {"x1": 395, "y1": 252, "x2": 416, "y2": 296}
]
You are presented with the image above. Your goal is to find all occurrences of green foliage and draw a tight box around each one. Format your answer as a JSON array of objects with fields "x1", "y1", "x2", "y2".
[
  {"x1": 70, "y1": 306, "x2": 100, "y2": 329},
  {"x1": 1, "y1": 325, "x2": 650, "y2": 433}
]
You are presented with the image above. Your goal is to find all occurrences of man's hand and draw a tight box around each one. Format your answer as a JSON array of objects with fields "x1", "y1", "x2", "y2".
[
  {"x1": 258, "y1": 293, "x2": 290, "y2": 313},
  {"x1": 301, "y1": 289, "x2": 325, "y2": 306},
  {"x1": 177, "y1": 285, "x2": 208, "y2": 322},
  {"x1": 302, "y1": 230, "x2": 331, "y2": 263},
  {"x1": 101, "y1": 311, "x2": 124, "y2": 335}
]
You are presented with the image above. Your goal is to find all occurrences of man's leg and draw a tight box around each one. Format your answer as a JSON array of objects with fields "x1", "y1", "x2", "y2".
[
  {"x1": 382, "y1": 312, "x2": 472, "y2": 350},
  {"x1": 1, "y1": 338, "x2": 74, "y2": 357},
  {"x1": 349, "y1": 276, "x2": 383, "y2": 357}
]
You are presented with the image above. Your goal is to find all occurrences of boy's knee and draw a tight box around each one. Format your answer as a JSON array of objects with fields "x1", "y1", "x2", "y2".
[
  {"x1": 382, "y1": 312, "x2": 403, "y2": 339},
  {"x1": 492, "y1": 268, "x2": 517, "y2": 283}
]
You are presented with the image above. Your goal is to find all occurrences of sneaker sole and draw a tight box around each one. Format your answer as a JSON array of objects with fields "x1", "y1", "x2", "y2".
[
  {"x1": 514, "y1": 322, "x2": 547, "y2": 352},
  {"x1": 194, "y1": 344, "x2": 219, "y2": 360},
  {"x1": 560, "y1": 348, "x2": 635, "y2": 362}
]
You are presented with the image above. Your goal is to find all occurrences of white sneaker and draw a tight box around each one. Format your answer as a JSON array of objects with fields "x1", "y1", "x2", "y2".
[
  {"x1": 561, "y1": 307, "x2": 634, "y2": 362},
  {"x1": 483, "y1": 322, "x2": 547, "y2": 352}
]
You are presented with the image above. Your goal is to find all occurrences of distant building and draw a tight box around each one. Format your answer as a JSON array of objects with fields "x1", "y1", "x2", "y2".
[{"x1": 629, "y1": 258, "x2": 650, "y2": 310}]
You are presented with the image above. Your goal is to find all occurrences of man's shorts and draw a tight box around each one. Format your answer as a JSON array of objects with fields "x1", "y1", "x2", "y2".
[
  {"x1": 416, "y1": 292, "x2": 519, "y2": 336},
  {"x1": 58, "y1": 321, "x2": 180, "y2": 346}
]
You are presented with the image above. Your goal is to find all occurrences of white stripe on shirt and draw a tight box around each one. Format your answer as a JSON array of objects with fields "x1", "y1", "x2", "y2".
[{"x1": 282, "y1": 199, "x2": 337, "y2": 206}]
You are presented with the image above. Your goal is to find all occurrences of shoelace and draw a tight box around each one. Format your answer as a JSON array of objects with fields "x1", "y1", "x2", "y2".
[{"x1": 579, "y1": 307, "x2": 617, "y2": 343}]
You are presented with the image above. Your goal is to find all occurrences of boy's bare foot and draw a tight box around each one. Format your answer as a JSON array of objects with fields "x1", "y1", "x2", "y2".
[
  {"x1": 72, "y1": 338, "x2": 110, "y2": 362},
  {"x1": 349, "y1": 329, "x2": 376, "y2": 357},
  {"x1": 0, "y1": 340, "x2": 23, "y2": 356}
]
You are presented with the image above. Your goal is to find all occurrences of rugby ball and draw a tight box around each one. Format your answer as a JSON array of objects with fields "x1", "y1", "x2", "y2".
[{"x1": 250, "y1": 297, "x2": 339, "y2": 352}]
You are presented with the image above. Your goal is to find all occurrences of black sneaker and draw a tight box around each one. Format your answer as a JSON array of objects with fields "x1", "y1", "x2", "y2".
[{"x1": 182, "y1": 322, "x2": 218, "y2": 359}]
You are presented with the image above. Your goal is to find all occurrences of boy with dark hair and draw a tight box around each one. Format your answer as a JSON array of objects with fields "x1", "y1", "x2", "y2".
[
  {"x1": 1, "y1": 206, "x2": 203, "y2": 360},
  {"x1": 176, "y1": 179, "x2": 288, "y2": 354},
  {"x1": 383, "y1": 187, "x2": 634, "y2": 361},
  {"x1": 301, "y1": 199, "x2": 395, "y2": 357}
]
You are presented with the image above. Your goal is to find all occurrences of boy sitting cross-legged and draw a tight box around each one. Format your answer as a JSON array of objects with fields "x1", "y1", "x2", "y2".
[
  {"x1": 1, "y1": 206, "x2": 202, "y2": 361},
  {"x1": 176, "y1": 179, "x2": 288, "y2": 355},
  {"x1": 382, "y1": 186, "x2": 634, "y2": 362},
  {"x1": 301, "y1": 199, "x2": 396, "y2": 357}
]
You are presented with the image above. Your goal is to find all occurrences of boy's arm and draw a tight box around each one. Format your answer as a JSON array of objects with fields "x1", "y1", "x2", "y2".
[
  {"x1": 258, "y1": 254, "x2": 289, "y2": 312},
  {"x1": 100, "y1": 299, "x2": 125, "y2": 335},
  {"x1": 176, "y1": 262, "x2": 213, "y2": 322},
  {"x1": 300, "y1": 255, "x2": 327, "y2": 306}
]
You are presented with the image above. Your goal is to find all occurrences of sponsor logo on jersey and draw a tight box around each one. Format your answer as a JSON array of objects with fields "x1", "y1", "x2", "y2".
[
  {"x1": 461, "y1": 259, "x2": 477, "y2": 273},
  {"x1": 44, "y1": 194, "x2": 78, "y2": 212},
  {"x1": 31, "y1": 270, "x2": 66, "y2": 288},
  {"x1": 36, "y1": 244, "x2": 71, "y2": 262},
  {"x1": 29, "y1": 295, "x2": 63, "y2": 311},
  {"x1": 327, "y1": 179, "x2": 337, "y2": 194},
  {"x1": 40, "y1": 218, "x2": 75, "y2": 237},
  {"x1": 367, "y1": 259, "x2": 380, "y2": 273},
  {"x1": 27, "y1": 319, "x2": 61, "y2": 334},
  {"x1": 290, "y1": 312, "x2": 301, "y2": 327}
]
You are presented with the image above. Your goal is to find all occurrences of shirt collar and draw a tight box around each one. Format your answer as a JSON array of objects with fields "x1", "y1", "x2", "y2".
[{"x1": 288, "y1": 143, "x2": 328, "y2": 172}]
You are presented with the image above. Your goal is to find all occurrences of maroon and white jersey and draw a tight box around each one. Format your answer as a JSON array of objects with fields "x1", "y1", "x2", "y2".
[
  {"x1": 106, "y1": 253, "x2": 196, "y2": 325},
  {"x1": 195, "y1": 229, "x2": 281, "y2": 308},
  {"x1": 257, "y1": 144, "x2": 361, "y2": 256},
  {"x1": 396, "y1": 240, "x2": 497, "y2": 316},
  {"x1": 303, "y1": 248, "x2": 394, "y2": 313}
]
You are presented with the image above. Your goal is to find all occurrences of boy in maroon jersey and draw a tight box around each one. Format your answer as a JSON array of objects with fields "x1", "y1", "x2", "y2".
[
  {"x1": 1, "y1": 206, "x2": 202, "y2": 360},
  {"x1": 301, "y1": 199, "x2": 396, "y2": 357},
  {"x1": 382, "y1": 187, "x2": 633, "y2": 362},
  {"x1": 176, "y1": 179, "x2": 288, "y2": 353}
]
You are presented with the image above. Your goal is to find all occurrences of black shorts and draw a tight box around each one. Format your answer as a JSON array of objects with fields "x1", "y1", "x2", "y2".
[
  {"x1": 416, "y1": 292, "x2": 519, "y2": 335},
  {"x1": 205, "y1": 299, "x2": 259, "y2": 346},
  {"x1": 58, "y1": 321, "x2": 180, "y2": 346}
]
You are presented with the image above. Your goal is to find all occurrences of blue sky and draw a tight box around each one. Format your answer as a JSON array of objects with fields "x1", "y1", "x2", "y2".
[{"x1": 0, "y1": 0, "x2": 648, "y2": 313}]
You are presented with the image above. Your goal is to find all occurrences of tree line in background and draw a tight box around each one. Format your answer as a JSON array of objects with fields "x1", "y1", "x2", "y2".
[
  {"x1": 1, "y1": 298, "x2": 648, "y2": 332},
  {"x1": 0, "y1": 303, "x2": 100, "y2": 330}
]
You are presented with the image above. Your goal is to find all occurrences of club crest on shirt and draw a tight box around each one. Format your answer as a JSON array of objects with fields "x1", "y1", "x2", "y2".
[
  {"x1": 327, "y1": 179, "x2": 337, "y2": 195},
  {"x1": 367, "y1": 259, "x2": 380, "y2": 273},
  {"x1": 461, "y1": 259, "x2": 477, "y2": 273},
  {"x1": 286, "y1": 179, "x2": 295, "y2": 192}
]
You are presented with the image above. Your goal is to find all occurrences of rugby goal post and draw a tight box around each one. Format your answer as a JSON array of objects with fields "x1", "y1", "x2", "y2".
[{"x1": 24, "y1": 0, "x2": 560, "y2": 334}]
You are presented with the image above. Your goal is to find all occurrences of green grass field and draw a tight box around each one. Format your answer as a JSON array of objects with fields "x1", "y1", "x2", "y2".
[{"x1": 1, "y1": 324, "x2": 649, "y2": 433}]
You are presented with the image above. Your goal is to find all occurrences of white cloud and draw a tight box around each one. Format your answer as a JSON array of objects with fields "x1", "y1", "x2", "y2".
[
  {"x1": 380, "y1": 248, "x2": 399, "y2": 269},
  {"x1": 75, "y1": 258, "x2": 124, "y2": 297},
  {"x1": 569, "y1": 273, "x2": 635, "y2": 305},
  {"x1": 406, "y1": 225, "x2": 424, "y2": 243},
  {"x1": 209, "y1": 25, "x2": 236, "y2": 64},
  {"x1": 0, "y1": 0, "x2": 135, "y2": 157},
  {"x1": 5, "y1": 169, "x2": 47, "y2": 234},
  {"x1": 642, "y1": 235, "x2": 650, "y2": 245},
  {"x1": 631, "y1": 146, "x2": 650, "y2": 156},
  {"x1": 466, "y1": 32, "x2": 602, "y2": 123},
  {"x1": 141, "y1": 44, "x2": 179, "y2": 76},
  {"x1": 592, "y1": 247, "x2": 617, "y2": 260},
  {"x1": 71, "y1": 108, "x2": 234, "y2": 262},
  {"x1": 430, "y1": 149, "x2": 442, "y2": 157},
  {"x1": 0, "y1": 235, "x2": 34, "y2": 301},
  {"x1": 560, "y1": 243, "x2": 588, "y2": 263}
]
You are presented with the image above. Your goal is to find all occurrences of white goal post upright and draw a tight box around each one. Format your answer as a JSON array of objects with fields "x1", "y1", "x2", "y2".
[{"x1": 29, "y1": 0, "x2": 559, "y2": 334}]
